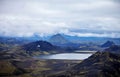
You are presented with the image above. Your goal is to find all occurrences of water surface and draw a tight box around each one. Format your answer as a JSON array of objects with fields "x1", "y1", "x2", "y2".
[{"x1": 34, "y1": 51, "x2": 95, "y2": 60}]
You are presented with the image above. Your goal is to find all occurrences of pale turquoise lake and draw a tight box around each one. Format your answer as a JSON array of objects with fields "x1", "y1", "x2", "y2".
[{"x1": 34, "y1": 51, "x2": 96, "y2": 60}]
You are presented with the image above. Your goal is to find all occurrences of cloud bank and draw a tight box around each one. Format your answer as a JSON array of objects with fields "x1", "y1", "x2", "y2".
[{"x1": 0, "y1": 0, "x2": 120, "y2": 38}]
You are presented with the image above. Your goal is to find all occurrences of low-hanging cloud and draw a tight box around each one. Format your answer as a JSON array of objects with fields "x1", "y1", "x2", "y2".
[{"x1": 0, "y1": 0, "x2": 120, "y2": 38}]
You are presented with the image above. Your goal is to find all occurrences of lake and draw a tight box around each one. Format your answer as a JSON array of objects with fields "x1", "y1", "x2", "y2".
[{"x1": 34, "y1": 51, "x2": 96, "y2": 60}]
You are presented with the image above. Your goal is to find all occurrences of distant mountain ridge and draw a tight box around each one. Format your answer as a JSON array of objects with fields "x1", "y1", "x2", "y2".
[
  {"x1": 0, "y1": 34, "x2": 120, "y2": 45},
  {"x1": 58, "y1": 34, "x2": 120, "y2": 45}
]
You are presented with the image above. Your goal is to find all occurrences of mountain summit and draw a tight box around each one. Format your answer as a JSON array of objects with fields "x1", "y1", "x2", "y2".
[
  {"x1": 101, "y1": 41, "x2": 115, "y2": 47},
  {"x1": 49, "y1": 34, "x2": 69, "y2": 45},
  {"x1": 23, "y1": 40, "x2": 57, "y2": 52}
]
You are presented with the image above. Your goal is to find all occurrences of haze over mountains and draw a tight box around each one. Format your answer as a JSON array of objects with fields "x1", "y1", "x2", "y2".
[
  {"x1": 0, "y1": 33, "x2": 120, "y2": 45},
  {"x1": 0, "y1": 33, "x2": 119, "y2": 53}
]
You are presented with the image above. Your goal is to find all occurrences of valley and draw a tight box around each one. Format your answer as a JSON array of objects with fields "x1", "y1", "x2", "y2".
[{"x1": 0, "y1": 34, "x2": 120, "y2": 77}]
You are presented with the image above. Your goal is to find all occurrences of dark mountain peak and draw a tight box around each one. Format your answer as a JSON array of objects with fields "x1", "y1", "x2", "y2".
[
  {"x1": 101, "y1": 40, "x2": 115, "y2": 47},
  {"x1": 49, "y1": 34, "x2": 69, "y2": 44},
  {"x1": 23, "y1": 40, "x2": 56, "y2": 52}
]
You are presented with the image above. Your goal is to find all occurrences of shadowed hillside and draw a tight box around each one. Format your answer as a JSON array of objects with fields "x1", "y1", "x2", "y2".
[{"x1": 51, "y1": 45, "x2": 120, "y2": 77}]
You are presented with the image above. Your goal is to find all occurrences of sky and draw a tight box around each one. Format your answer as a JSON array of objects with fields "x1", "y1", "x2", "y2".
[{"x1": 0, "y1": 0, "x2": 120, "y2": 38}]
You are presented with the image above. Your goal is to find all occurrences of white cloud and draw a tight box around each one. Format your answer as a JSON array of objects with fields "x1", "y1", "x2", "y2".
[
  {"x1": 0, "y1": 0, "x2": 120, "y2": 38},
  {"x1": 0, "y1": 14, "x2": 69, "y2": 37}
]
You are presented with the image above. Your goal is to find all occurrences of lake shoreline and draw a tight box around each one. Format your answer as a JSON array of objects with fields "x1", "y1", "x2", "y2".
[{"x1": 33, "y1": 50, "x2": 96, "y2": 60}]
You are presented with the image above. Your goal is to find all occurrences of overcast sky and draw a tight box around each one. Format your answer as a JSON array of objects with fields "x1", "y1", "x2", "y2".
[{"x1": 0, "y1": 0, "x2": 120, "y2": 38}]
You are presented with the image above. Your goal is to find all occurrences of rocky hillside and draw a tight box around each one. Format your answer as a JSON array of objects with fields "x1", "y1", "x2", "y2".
[{"x1": 52, "y1": 45, "x2": 120, "y2": 77}]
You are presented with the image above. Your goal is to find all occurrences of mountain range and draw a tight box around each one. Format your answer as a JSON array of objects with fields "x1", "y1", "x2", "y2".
[{"x1": 0, "y1": 34, "x2": 120, "y2": 45}]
